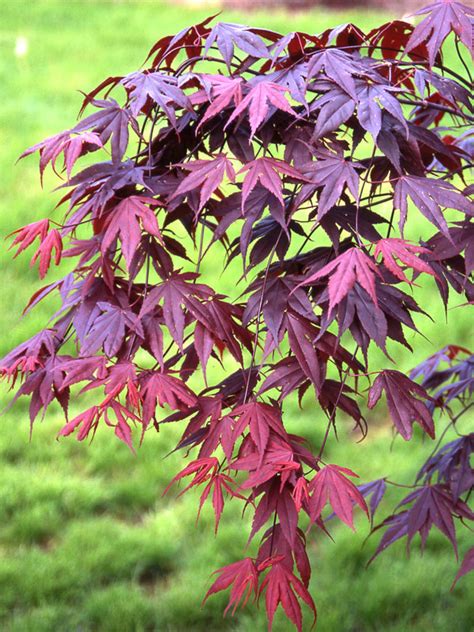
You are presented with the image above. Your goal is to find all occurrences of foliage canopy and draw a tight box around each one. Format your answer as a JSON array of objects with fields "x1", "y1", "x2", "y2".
[{"x1": 2, "y1": 1, "x2": 473, "y2": 628}]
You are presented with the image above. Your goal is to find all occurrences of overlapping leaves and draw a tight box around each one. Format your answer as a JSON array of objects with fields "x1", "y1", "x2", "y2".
[{"x1": 2, "y1": 3, "x2": 473, "y2": 631}]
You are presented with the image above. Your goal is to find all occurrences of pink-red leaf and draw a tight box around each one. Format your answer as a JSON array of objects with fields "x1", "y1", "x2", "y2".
[
  {"x1": 239, "y1": 157, "x2": 306, "y2": 210},
  {"x1": 101, "y1": 195, "x2": 162, "y2": 269},
  {"x1": 203, "y1": 557, "x2": 259, "y2": 616},
  {"x1": 225, "y1": 81, "x2": 296, "y2": 137},
  {"x1": 30, "y1": 229, "x2": 63, "y2": 279},
  {"x1": 259, "y1": 561, "x2": 317, "y2": 632},
  {"x1": 308, "y1": 464, "x2": 368, "y2": 528},
  {"x1": 374, "y1": 238, "x2": 435, "y2": 283},
  {"x1": 296, "y1": 247, "x2": 380, "y2": 311},
  {"x1": 172, "y1": 154, "x2": 235, "y2": 211}
]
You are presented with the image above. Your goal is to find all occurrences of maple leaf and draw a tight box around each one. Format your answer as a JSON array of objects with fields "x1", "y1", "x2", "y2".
[
  {"x1": 307, "y1": 49, "x2": 359, "y2": 99},
  {"x1": 416, "y1": 433, "x2": 474, "y2": 500},
  {"x1": 311, "y1": 87, "x2": 356, "y2": 138},
  {"x1": 358, "y1": 84, "x2": 408, "y2": 140},
  {"x1": 73, "y1": 99, "x2": 135, "y2": 162},
  {"x1": 60, "y1": 356, "x2": 107, "y2": 389},
  {"x1": 410, "y1": 345, "x2": 472, "y2": 388},
  {"x1": 358, "y1": 479, "x2": 388, "y2": 526},
  {"x1": 203, "y1": 557, "x2": 259, "y2": 615},
  {"x1": 368, "y1": 370, "x2": 434, "y2": 440},
  {"x1": 370, "y1": 484, "x2": 474, "y2": 561},
  {"x1": 239, "y1": 157, "x2": 306, "y2": 210},
  {"x1": 146, "y1": 15, "x2": 215, "y2": 67},
  {"x1": 103, "y1": 399, "x2": 142, "y2": 452},
  {"x1": 292, "y1": 477, "x2": 310, "y2": 513},
  {"x1": 121, "y1": 70, "x2": 190, "y2": 120},
  {"x1": 451, "y1": 547, "x2": 474, "y2": 589},
  {"x1": 101, "y1": 195, "x2": 162, "y2": 269},
  {"x1": 204, "y1": 22, "x2": 270, "y2": 68},
  {"x1": 140, "y1": 273, "x2": 214, "y2": 349},
  {"x1": 243, "y1": 274, "x2": 313, "y2": 349},
  {"x1": 394, "y1": 175, "x2": 474, "y2": 237},
  {"x1": 308, "y1": 464, "x2": 368, "y2": 528},
  {"x1": 325, "y1": 478, "x2": 387, "y2": 527},
  {"x1": 0, "y1": 329, "x2": 57, "y2": 376},
  {"x1": 30, "y1": 229, "x2": 63, "y2": 279},
  {"x1": 97, "y1": 361, "x2": 139, "y2": 406},
  {"x1": 234, "y1": 440, "x2": 300, "y2": 495},
  {"x1": 20, "y1": 131, "x2": 70, "y2": 182},
  {"x1": 20, "y1": 131, "x2": 103, "y2": 181},
  {"x1": 225, "y1": 81, "x2": 296, "y2": 137},
  {"x1": 197, "y1": 472, "x2": 246, "y2": 533},
  {"x1": 231, "y1": 401, "x2": 287, "y2": 456},
  {"x1": 406, "y1": 0, "x2": 474, "y2": 67},
  {"x1": 140, "y1": 371, "x2": 197, "y2": 425},
  {"x1": 301, "y1": 154, "x2": 360, "y2": 219},
  {"x1": 374, "y1": 238, "x2": 435, "y2": 283},
  {"x1": 164, "y1": 456, "x2": 219, "y2": 496},
  {"x1": 196, "y1": 75, "x2": 243, "y2": 129},
  {"x1": 259, "y1": 561, "x2": 317, "y2": 632},
  {"x1": 58, "y1": 406, "x2": 101, "y2": 442},
  {"x1": 5, "y1": 9, "x2": 474, "y2": 632},
  {"x1": 8, "y1": 219, "x2": 49, "y2": 258},
  {"x1": 63, "y1": 133, "x2": 103, "y2": 178},
  {"x1": 171, "y1": 154, "x2": 236, "y2": 211},
  {"x1": 80, "y1": 302, "x2": 144, "y2": 358},
  {"x1": 296, "y1": 247, "x2": 381, "y2": 312}
]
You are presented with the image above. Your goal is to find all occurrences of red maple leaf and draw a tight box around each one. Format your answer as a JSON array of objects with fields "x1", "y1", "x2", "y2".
[
  {"x1": 239, "y1": 157, "x2": 306, "y2": 210},
  {"x1": 9, "y1": 219, "x2": 49, "y2": 257},
  {"x1": 368, "y1": 370, "x2": 434, "y2": 440},
  {"x1": 231, "y1": 401, "x2": 287, "y2": 456},
  {"x1": 140, "y1": 272, "x2": 214, "y2": 349},
  {"x1": 197, "y1": 472, "x2": 246, "y2": 532},
  {"x1": 287, "y1": 313, "x2": 325, "y2": 394},
  {"x1": 196, "y1": 75, "x2": 243, "y2": 129},
  {"x1": 30, "y1": 229, "x2": 63, "y2": 279},
  {"x1": 163, "y1": 456, "x2": 219, "y2": 496},
  {"x1": 171, "y1": 153, "x2": 236, "y2": 211},
  {"x1": 204, "y1": 22, "x2": 270, "y2": 68},
  {"x1": 406, "y1": 0, "x2": 473, "y2": 67},
  {"x1": 73, "y1": 98, "x2": 135, "y2": 162},
  {"x1": 122, "y1": 70, "x2": 190, "y2": 121},
  {"x1": 308, "y1": 464, "x2": 368, "y2": 528},
  {"x1": 393, "y1": 175, "x2": 474, "y2": 237},
  {"x1": 203, "y1": 557, "x2": 259, "y2": 616},
  {"x1": 259, "y1": 560, "x2": 317, "y2": 632},
  {"x1": 101, "y1": 195, "x2": 162, "y2": 269},
  {"x1": 225, "y1": 81, "x2": 297, "y2": 137},
  {"x1": 58, "y1": 406, "x2": 101, "y2": 442},
  {"x1": 292, "y1": 477, "x2": 310, "y2": 513},
  {"x1": 80, "y1": 301, "x2": 143, "y2": 358},
  {"x1": 303, "y1": 154, "x2": 360, "y2": 219},
  {"x1": 296, "y1": 247, "x2": 381, "y2": 311},
  {"x1": 140, "y1": 371, "x2": 197, "y2": 426},
  {"x1": 104, "y1": 398, "x2": 142, "y2": 452},
  {"x1": 374, "y1": 238, "x2": 435, "y2": 283},
  {"x1": 20, "y1": 131, "x2": 102, "y2": 181}
]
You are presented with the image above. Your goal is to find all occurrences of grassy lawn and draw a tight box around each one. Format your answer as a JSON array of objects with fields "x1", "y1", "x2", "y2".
[{"x1": 0, "y1": 1, "x2": 472, "y2": 631}]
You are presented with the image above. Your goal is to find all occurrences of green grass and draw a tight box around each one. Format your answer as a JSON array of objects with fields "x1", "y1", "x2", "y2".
[{"x1": 0, "y1": 1, "x2": 473, "y2": 630}]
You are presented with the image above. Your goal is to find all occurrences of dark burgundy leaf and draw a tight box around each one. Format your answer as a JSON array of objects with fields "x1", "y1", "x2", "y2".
[{"x1": 368, "y1": 370, "x2": 435, "y2": 440}]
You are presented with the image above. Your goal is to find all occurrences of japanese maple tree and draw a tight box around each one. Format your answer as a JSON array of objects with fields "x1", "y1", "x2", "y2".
[{"x1": 2, "y1": 1, "x2": 473, "y2": 629}]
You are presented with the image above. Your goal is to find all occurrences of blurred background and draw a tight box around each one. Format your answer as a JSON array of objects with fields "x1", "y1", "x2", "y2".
[{"x1": 0, "y1": 1, "x2": 472, "y2": 631}]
